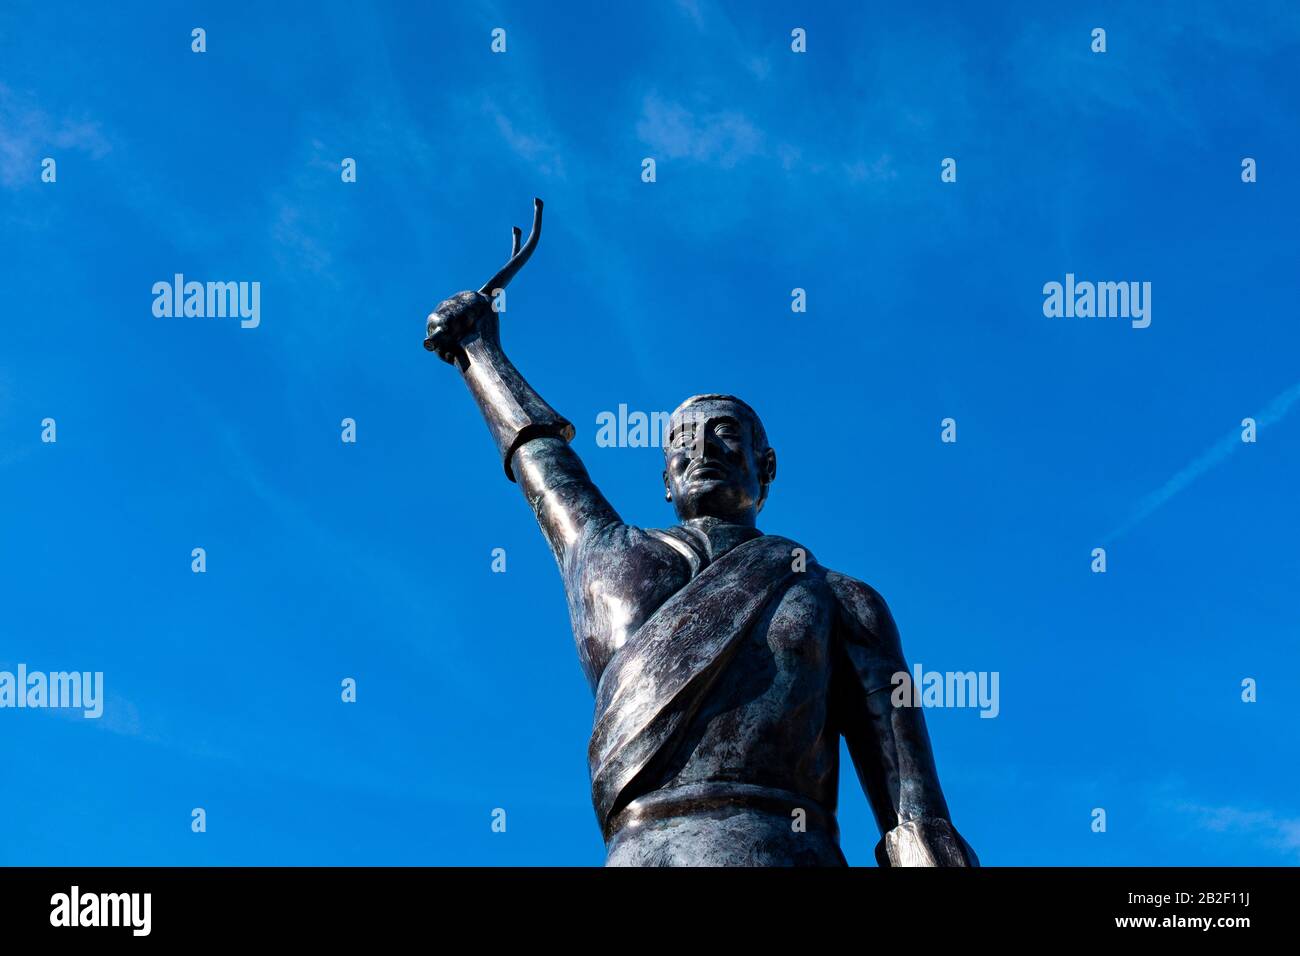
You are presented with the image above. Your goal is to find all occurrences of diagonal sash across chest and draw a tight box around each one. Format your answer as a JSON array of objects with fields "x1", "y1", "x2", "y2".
[{"x1": 587, "y1": 533, "x2": 809, "y2": 835}]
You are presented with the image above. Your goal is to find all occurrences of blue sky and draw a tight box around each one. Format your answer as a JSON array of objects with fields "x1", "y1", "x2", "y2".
[{"x1": 2, "y1": 0, "x2": 1298, "y2": 865}]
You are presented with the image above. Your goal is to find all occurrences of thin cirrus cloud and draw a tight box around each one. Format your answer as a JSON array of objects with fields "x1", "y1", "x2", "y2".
[
  {"x1": 486, "y1": 99, "x2": 569, "y2": 179},
  {"x1": 1104, "y1": 379, "x2": 1300, "y2": 543},
  {"x1": 635, "y1": 92, "x2": 763, "y2": 169},
  {"x1": 0, "y1": 83, "x2": 109, "y2": 191},
  {"x1": 1176, "y1": 801, "x2": 1300, "y2": 862}
]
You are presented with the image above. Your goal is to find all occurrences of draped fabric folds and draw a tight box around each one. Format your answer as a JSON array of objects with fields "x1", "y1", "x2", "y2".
[{"x1": 587, "y1": 534, "x2": 810, "y2": 835}]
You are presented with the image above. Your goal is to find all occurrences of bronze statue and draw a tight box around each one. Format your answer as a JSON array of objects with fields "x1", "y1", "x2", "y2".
[{"x1": 424, "y1": 199, "x2": 978, "y2": 867}]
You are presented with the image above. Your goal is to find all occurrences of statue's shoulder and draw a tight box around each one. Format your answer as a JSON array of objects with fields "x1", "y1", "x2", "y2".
[
  {"x1": 578, "y1": 521, "x2": 699, "y2": 569},
  {"x1": 824, "y1": 570, "x2": 897, "y2": 638},
  {"x1": 824, "y1": 569, "x2": 885, "y2": 599}
]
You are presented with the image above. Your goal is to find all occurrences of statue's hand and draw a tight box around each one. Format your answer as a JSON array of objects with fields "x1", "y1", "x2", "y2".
[{"x1": 424, "y1": 290, "x2": 499, "y2": 365}]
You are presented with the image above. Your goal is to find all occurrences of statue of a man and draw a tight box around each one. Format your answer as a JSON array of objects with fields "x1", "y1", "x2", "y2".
[{"x1": 424, "y1": 200, "x2": 978, "y2": 867}]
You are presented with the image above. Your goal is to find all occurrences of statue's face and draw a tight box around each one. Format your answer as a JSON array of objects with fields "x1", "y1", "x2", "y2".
[{"x1": 662, "y1": 399, "x2": 775, "y2": 525}]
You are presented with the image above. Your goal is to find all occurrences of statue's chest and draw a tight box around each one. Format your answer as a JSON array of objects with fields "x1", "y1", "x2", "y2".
[
  {"x1": 758, "y1": 576, "x2": 836, "y2": 665},
  {"x1": 573, "y1": 532, "x2": 835, "y2": 692}
]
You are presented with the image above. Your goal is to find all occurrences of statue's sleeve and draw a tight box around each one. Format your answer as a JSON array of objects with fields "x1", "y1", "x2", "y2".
[{"x1": 827, "y1": 571, "x2": 980, "y2": 867}]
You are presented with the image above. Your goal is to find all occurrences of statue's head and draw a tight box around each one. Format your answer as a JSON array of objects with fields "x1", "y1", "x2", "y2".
[{"x1": 662, "y1": 394, "x2": 777, "y2": 527}]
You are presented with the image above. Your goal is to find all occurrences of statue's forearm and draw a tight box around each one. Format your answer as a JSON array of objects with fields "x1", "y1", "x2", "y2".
[
  {"x1": 455, "y1": 334, "x2": 574, "y2": 482},
  {"x1": 454, "y1": 334, "x2": 621, "y2": 567},
  {"x1": 861, "y1": 690, "x2": 979, "y2": 867},
  {"x1": 852, "y1": 685, "x2": 954, "y2": 825}
]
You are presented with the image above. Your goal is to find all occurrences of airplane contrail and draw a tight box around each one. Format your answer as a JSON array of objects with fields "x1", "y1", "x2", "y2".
[{"x1": 1104, "y1": 379, "x2": 1300, "y2": 543}]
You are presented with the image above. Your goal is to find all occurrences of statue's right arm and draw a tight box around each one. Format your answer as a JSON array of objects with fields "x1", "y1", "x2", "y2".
[{"x1": 434, "y1": 302, "x2": 623, "y2": 568}]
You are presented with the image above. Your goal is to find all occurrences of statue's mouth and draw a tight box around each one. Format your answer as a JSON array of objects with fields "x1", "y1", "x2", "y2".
[{"x1": 688, "y1": 461, "x2": 728, "y2": 480}]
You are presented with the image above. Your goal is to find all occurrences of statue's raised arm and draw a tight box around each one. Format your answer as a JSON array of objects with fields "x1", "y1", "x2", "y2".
[{"x1": 423, "y1": 198, "x2": 623, "y2": 573}]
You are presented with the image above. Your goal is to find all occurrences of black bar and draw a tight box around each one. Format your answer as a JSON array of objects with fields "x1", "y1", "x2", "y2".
[{"x1": 0, "y1": 866, "x2": 1289, "y2": 942}]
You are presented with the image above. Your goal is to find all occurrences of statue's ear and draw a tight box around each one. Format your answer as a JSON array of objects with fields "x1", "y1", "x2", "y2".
[
  {"x1": 663, "y1": 468, "x2": 672, "y2": 502},
  {"x1": 754, "y1": 449, "x2": 777, "y2": 514}
]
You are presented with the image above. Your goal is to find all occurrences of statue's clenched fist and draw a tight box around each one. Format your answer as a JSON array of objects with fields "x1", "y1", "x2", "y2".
[{"x1": 424, "y1": 290, "x2": 498, "y2": 365}]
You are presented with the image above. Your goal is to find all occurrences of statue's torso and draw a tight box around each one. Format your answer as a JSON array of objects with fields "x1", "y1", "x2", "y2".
[{"x1": 566, "y1": 520, "x2": 846, "y2": 865}]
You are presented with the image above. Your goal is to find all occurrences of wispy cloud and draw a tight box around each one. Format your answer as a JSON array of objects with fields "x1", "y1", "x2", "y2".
[
  {"x1": 0, "y1": 83, "x2": 109, "y2": 190},
  {"x1": 842, "y1": 154, "x2": 898, "y2": 184},
  {"x1": 674, "y1": 0, "x2": 705, "y2": 31},
  {"x1": 54, "y1": 691, "x2": 150, "y2": 740},
  {"x1": 267, "y1": 138, "x2": 343, "y2": 282},
  {"x1": 1105, "y1": 379, "x2": 1300, "y2": 542},
  {"x1": 636, "y1": 93, "x2": 763, "y2": 169},
  {"x1": 1176, "y1": 801, "x2": 1300, "y2": 861},
  {"x1": 483, "y1": 98, "x2": 568, "y2": 179},
  {"x1": 0, "y1": 661, "x2": 154, "y2": 742}
]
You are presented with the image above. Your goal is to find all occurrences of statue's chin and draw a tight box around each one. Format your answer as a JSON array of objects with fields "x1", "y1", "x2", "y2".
[{"x1": 680, "y1": 484, "x2": 755, "y2": 523}]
